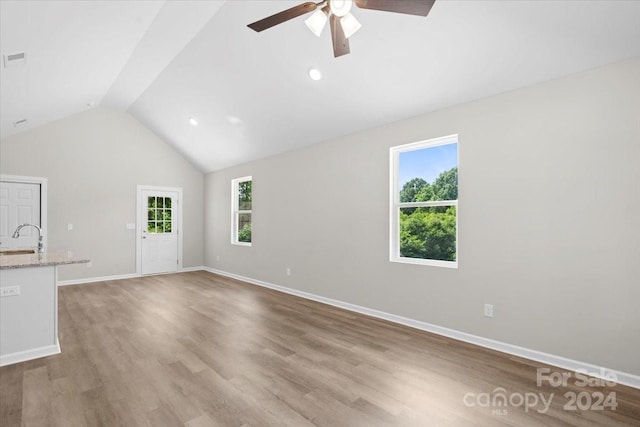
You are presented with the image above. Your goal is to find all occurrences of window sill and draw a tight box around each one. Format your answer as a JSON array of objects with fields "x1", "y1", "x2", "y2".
[{"x1": 390, "y1": 257, "x2": 458, "y2": 269}]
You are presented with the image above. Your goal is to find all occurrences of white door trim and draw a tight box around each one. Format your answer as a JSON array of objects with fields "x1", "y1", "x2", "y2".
[
  {"x1": 0, "y1": 174, "x2": 48, "y2": 251},
  {"x1": 136, "y1": 185, "x2": 183, "y2": 276}
]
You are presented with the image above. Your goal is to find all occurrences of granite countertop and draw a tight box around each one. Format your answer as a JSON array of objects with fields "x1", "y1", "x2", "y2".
[{"x1": 0, "y1": 249, "x2": 90, "y2": 269}]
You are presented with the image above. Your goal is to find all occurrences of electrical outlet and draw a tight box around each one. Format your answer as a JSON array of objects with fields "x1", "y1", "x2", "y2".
[
  {"x1": 0, "y1": 286, "x2": 20, "y2": 297},
  {"x1": 126, "y1": 223, "x2": 136, "y2": 230},
  {"x1": 67, "y1": 223, "x2": 73, "y2": 231},
  {"x1": 86, "y1": 261, "x2": 92, "y2": 268},
  {"x1": 216, "y1": 255, "x2": 220, "y2": 261},
  {"x1": 484, "y1": 303, "x2": 494, "y2": 318},
  {"x1": 286, "y1": 267, "x2": 291, "y2": 276}
]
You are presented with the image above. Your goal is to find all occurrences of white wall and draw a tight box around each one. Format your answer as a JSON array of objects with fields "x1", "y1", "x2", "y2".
[
  {"x1": 0, "y1": 107, "x2": 204, "y2": 280},
  {"x1": 205, "y1": 59, "x2": 640, "y2": 376}
]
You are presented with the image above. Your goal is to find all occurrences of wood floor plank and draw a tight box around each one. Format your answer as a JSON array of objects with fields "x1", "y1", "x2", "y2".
[
  {"x1": 21, "y1": 366, "x2": 53, "y2": 427},
  {"x1": 0, "y1": 363, "x2": 23, "y2": 426},
  {"x1": 51, "y1": 377, "x2": 88, "y2": 427},
  {"x1": 1, "y1": 271, "x2": 638, "y2": 426}
]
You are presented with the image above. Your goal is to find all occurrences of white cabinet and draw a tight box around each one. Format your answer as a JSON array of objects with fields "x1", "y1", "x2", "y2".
[{"x1": 0, "y1": 265, "x2": 59, "y2": 365}]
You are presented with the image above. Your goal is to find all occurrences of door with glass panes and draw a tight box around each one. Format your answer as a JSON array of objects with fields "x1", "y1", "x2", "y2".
[{"x1": 141, "y1": 190, "x2": 178, "y2": 274}]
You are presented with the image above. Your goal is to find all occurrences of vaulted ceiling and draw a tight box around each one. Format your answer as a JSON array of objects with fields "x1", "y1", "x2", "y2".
[{"x1": 2, "y1": 0, "x2": 640, "y2": 172}]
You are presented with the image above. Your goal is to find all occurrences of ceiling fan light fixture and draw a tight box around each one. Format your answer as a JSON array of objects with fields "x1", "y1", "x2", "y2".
[
  {"x1": 340, "y1": 12, "x2": 361, "y2": 39},
  {"x1": 247, "y1": 0, "x2": 434, "y2": 57},
  {"x1": 304, "y1": 9, "x2": 328, "y2": 37},
  {"x1": 330, "y1": 0, "x2": 352, "y2": 18}
]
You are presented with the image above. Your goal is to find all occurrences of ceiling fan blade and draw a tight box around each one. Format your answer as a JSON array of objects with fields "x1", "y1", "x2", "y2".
[
  {"x1": 248, "y1": 2, "x2": 319, "y2": 32},
  {"x1": 330, "y1": 14, "x2": 350, "y2": 57},
  {"x1": 355, "y1": 0, "x2": 435, "y2": 17}
]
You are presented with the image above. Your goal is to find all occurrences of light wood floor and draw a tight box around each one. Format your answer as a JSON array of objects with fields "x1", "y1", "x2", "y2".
[{"x1": 1, "y1": 271, "x2": 638, "y2": 426}]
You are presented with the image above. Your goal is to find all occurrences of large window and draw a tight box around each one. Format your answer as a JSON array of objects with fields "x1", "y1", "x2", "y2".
[
  {"x1": 390, "y1": 135, "x2": 458, "y2": 267},
  {"x1": 231, "y1": 176, "x2": 252, "y2": 245}
]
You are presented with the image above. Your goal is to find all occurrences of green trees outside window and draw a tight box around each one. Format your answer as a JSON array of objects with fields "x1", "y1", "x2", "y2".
[
  {"x1": 232, "y1": 177, "x2": 252, "y2": 245},
  {"x1": 147, "y1": 196, "x2": 173, "y2": 233},
  {"x1": 399, "y1": 168, "x2": 457, "y2": 261}
]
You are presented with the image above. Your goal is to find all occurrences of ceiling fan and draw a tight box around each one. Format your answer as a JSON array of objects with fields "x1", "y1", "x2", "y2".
[{"x1": 247, "y1": 0, "x2": 435, "y2": 58}]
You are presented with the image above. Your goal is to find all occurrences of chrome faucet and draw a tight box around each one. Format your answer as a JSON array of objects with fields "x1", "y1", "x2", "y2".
[{"x1": 12, "y1": 223, "x2": 44, "y2": 253}]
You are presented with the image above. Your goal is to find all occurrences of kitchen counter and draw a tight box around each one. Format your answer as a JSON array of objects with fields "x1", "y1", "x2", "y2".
[
  {"x1": 0, "y1": 249, "x2": 89, "y2": 269},
  {"x1": 0, "y1": 249, "x2": 90, "y2": 366}
]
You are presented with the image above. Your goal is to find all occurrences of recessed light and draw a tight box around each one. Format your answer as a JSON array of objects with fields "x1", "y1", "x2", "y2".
[
  {"x1": 227, "y1": 116, "x2": 243, "y2": 126},
  {"x1": 308, "y1": 68, "x2": 322, "y2": 81},
  {"x1": 188, "y1": 117, "x2": 199, "y2": 126}
]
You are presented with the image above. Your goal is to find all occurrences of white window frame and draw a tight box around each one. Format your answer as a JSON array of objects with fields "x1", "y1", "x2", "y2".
[
  {"x1": 389, "y1": 134, "x2": 458, "y2": 268},
  {"x1": 231, "y1": 176, "x2": 252, "y2": 246}
]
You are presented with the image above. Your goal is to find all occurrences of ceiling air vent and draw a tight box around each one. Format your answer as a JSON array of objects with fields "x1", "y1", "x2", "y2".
[
  {"x1": 3, "y1": 52, "x2": 27, "y2": 68},
  {"x1": 13, "y1": 118, "x2": 28, "y2": 128}
]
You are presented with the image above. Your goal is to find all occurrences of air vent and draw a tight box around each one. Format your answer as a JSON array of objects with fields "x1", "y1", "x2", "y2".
[
  {"x1": 3, "y1": 52, "x2": 27, "y2": 68},
  {"x1": 13, "y1": 118, "x2": 28, "y2": 128}
]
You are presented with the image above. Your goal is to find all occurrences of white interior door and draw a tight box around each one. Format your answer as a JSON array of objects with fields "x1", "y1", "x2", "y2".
[
  {"x1": 0, "y1": 181, "x2": 41, "y2": 250},
  {"x1": 140, "y1": 189, "x2": 179, "y2": 275}
]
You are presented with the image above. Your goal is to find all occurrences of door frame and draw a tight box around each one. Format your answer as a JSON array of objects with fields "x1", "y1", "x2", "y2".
[
  {"x1": 136, "y1": 185, "x2": 183, "y2": 276},
  {"x1": 0, "y1": 174, "x2": 48, "y2": 251}
]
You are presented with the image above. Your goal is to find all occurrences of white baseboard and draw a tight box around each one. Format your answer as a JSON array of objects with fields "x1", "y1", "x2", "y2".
[
  {"x1": 203, "y1": 267, "x2": 640, "y2": 390},
  {"x1": 57, "y1": 266, "x2": 206, "y2": 286},
  {"x1": 58, "y1": 272, "x2": 139, "y2": 286},
  {"x1": 0, "y1": 343, "x2": 61, "y2": 367},
  {"x1": 181, "y1": 266, "x2": 205, "y2": 273}
]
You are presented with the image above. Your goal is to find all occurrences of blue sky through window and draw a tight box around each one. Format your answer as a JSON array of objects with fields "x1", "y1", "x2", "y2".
[{"x1": 399, "y1": 143, "x2": 457, "y2": 186}]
